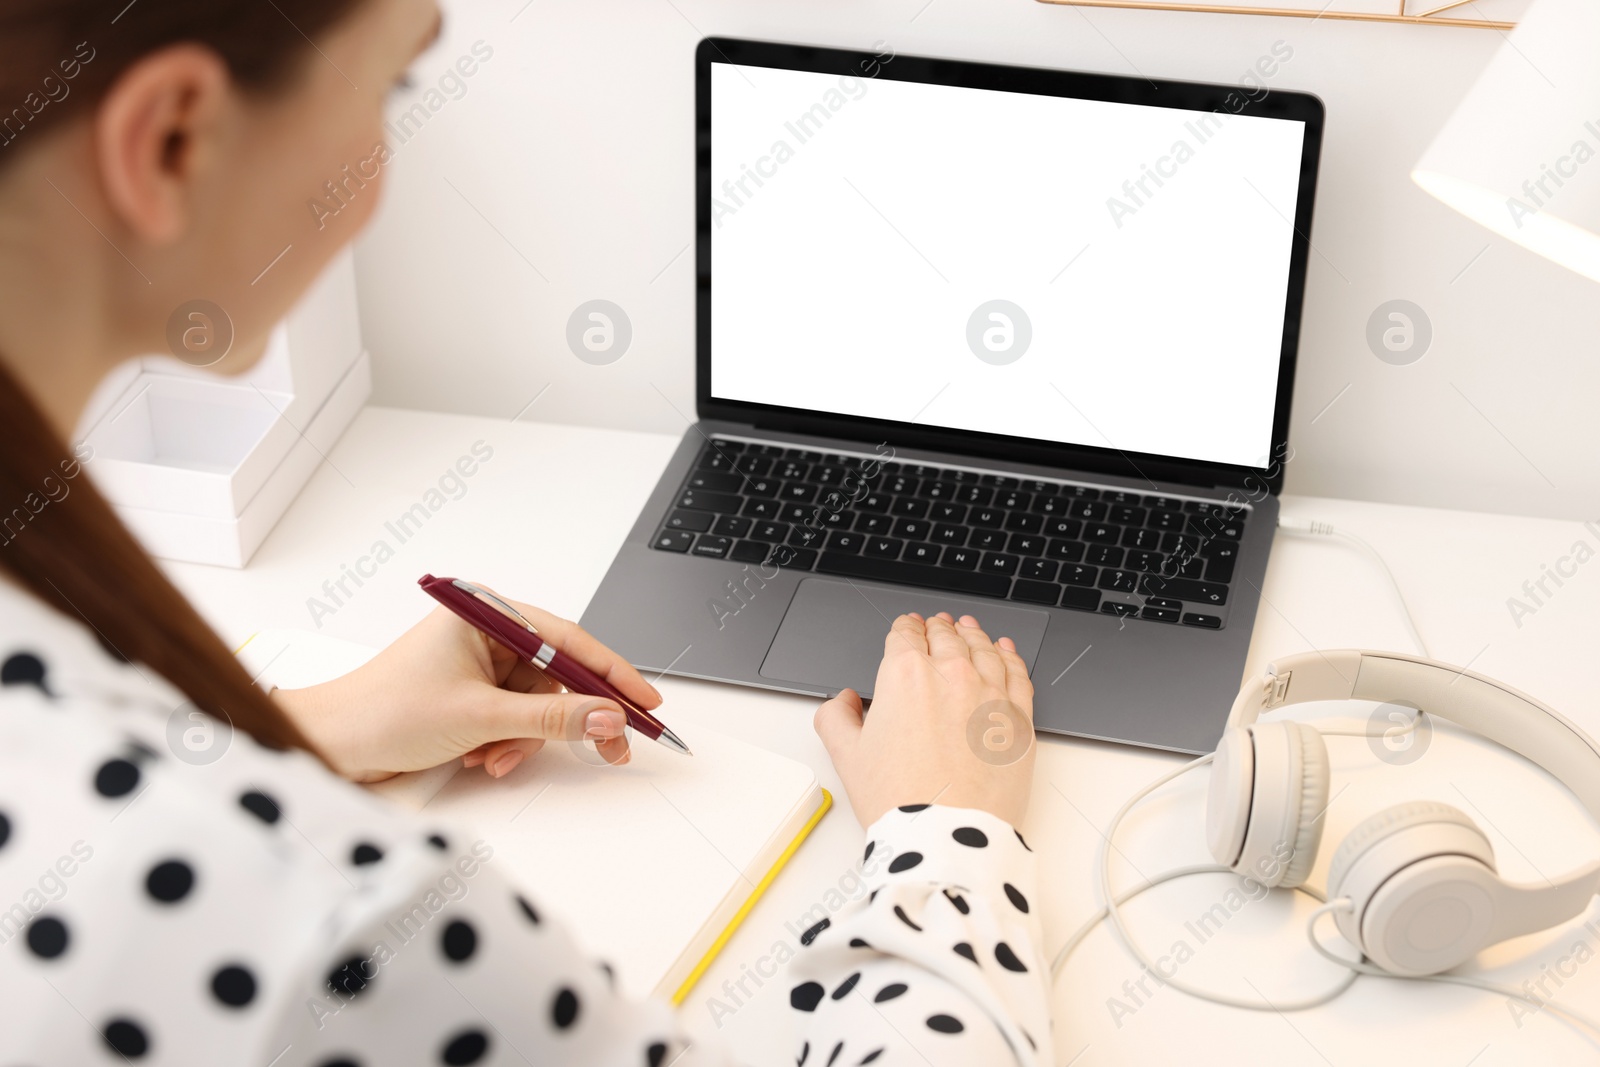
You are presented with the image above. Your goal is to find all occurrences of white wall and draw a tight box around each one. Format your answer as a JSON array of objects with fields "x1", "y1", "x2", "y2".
[{"x1": 352, "y1": 0, "x2": 1600, "y2": 521}]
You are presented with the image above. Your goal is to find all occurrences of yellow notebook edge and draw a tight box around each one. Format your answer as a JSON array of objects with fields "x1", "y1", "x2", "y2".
[{"x1": 669, "y1": 787, "x2": 834, "y2": 1006}]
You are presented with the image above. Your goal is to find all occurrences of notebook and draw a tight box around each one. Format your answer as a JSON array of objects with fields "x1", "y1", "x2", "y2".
[{"x1": 237, "y1": 629, "x2": 831, "y2": 1002}]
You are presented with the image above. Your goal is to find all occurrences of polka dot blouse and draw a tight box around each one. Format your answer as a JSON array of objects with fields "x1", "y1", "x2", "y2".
[{"x1": 0, "y1": 583, "x2": 1053, "y2": 1065}]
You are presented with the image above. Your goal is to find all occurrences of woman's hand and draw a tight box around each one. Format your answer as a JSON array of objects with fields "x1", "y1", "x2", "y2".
[
  {"x1": 272, "y1": 593, "x2": 663, "y2": 783},
  {"x1": 814, "y1": 612, "x2": 1036, "y2": 828}
]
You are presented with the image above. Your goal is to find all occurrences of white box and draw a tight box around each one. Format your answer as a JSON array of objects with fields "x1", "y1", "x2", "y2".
[{"x1": 81, "y1": 252, "x2": 370, "y2": 567}]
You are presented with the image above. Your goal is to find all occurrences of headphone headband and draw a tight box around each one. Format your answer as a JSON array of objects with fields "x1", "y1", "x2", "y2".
[{"x1": 1227, "y1": 649, "x2": 1600, "y2": 824}]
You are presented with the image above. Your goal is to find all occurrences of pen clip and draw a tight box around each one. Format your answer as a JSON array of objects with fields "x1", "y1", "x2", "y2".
[{"x1": 451, "y1": 578, "x2": 541, "y2": 634}]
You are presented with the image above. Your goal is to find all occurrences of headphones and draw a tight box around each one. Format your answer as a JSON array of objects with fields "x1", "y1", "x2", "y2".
[{"x1": 1206, "y1": 648, "x2": 1600, "y2": 978}]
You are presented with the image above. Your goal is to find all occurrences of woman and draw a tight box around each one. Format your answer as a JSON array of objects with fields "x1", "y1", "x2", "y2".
[{"x1": 0, "y1": 2, "x2": 1052, "y2": 1064}]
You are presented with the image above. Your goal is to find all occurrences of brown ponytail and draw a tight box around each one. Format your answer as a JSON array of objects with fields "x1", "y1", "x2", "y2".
[
  {"x1": 0, "y1": 0, "x2": 369, "y2": 754},
  {"x1": 0, "y1": 360, "x2": 314, "y2": 752}
]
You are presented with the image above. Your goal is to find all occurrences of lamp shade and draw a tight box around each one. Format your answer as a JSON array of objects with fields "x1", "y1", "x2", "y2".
[{"x1": 1412, "y1": 0, "x2": 1600, "y2": 283}]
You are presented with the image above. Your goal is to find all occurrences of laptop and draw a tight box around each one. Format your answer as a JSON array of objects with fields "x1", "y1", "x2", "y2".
[{"x1": 581, "y1": 38, "x2": 1324, "y2": 755}]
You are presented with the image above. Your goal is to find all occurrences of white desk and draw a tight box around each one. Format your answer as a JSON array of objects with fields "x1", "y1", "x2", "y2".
[{"x1": 166, "y1": 407, "x2": 1600, "y2": 1066}]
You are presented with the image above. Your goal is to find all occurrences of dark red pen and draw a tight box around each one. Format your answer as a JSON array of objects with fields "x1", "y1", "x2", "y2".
[{"x1": 418, "y1": 574, "x2": 692, "y2": 756}]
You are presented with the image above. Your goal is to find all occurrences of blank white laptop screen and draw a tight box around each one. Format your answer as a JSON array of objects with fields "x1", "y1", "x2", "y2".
[{"x1": 709, "y1": 62, "x2": 1307, "y2": 471}]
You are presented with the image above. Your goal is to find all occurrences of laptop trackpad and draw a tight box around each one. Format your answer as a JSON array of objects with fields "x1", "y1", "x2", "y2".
[{"x1": 759, "y1": 578, "x2": 1051, "y2": 697}]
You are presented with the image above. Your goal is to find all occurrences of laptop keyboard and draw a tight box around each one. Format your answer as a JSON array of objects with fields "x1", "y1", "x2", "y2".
[{"x1": 650, "y1": 437, "x2": 1249, "y2": 629}]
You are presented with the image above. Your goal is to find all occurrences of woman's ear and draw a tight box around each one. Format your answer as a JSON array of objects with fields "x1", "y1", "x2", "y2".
[{"x1": 94, "y1": 44, "x2": 231, "y2": 245}]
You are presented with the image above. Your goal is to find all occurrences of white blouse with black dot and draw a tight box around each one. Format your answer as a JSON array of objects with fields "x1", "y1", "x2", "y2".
[{"x1": 0, "y1": 584, "x2": 1054, "y2": 1065}]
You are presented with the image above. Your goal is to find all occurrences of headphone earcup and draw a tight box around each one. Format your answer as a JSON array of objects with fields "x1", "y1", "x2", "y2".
[
  {"x1": 1278, "y1": 721, "x2": 1329, "y2": 888},
  {"x1": 1327, "y1": 801, "x2": 1499, "y2": 977},
  {"x1": 1205, "y1": 727, "x2": 1255, "y2": 870},
  {"x1": 1207, "y1": 721, "x2": 1329, "y2": 889}
]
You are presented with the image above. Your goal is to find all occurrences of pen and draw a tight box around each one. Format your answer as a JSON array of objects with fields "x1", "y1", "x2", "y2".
[{"x1": 418, "y1": 574, "x2": 692, "y2": 756}]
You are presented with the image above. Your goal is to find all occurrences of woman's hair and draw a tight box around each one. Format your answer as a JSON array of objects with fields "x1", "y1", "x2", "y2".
[{"x1": 0, "y1": 0, "x2": 368, "y2": 754}]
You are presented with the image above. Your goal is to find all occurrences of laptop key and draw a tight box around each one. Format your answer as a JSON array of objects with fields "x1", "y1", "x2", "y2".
[
  {"x1": 903, "y1": 543, "x2": 940, "y2": 565},
  {"x1": 981, "y1": 553, "x2": 1019, "y2": 576},
  {"x1": 1103, "y1": 490, "x2": 1141, "y2": 506},
  {"x1": 692, "y1": 536, "x2": 733, "y2": 559},
  {"x1": 1149, "y1": 509, "x2": 1185, "y2": 531},
  {"x1": 1110, "y1": 505, "x2": 1146, "y2": 525},
  {"x1": 666, "y1": 508, "x2": 714, "y2": 532},
  {"x1": 729, "y1": 540, "x2": 769, "y2": 563},
  {"x1": 1084, "y1": 524, "x2": 1121, "y2": 545},
  {"x1": 731, "y1": 455, "x2": 772, "y2": 476},
  {"x1": 854, "y1": 514, "x2": 893, "y2": 536},
  {"x1": 1046, "y1": 539, "x2": 1087, "y2": 563},
  {"x1": 1069, "y1": 501, "x2": 1109, "y2": 521},
  {"x1": 782, "y1": 483, "x2": 819, "y2": 503},
  {"x1": 815, "y1": 552, "x2": 1011, "y2": 598},
  {"x1": 1033, "y1": 496, "x2": 1070, "y2": 516},
  {"x1": 1010, "y1": 579, "x2": 1060, "y2": 605},
  {"x1": 776, "y1": 461, "x2": 808, "y2": 481},
  {"x1": 1008, "y1": 534, "x2": 1045, "y2": 557},
  {"x1": 1063, "y1": 485, "x2": 1100, "y2": 500},
  {"x1": 745, "y1": 476, "x2": 781, "y2": 497},
  {"x1": 1122, "y1": 527, "x2": 1162, "y2": 551},
  {"x1": 1147, "y1": 596, "x2": 1182, "y2": 610},
  {"x1": 957, "y1": 485, "x2": 994, "y2": 506},
  {"x1": 1142, "y1": 606, "x2": 1180, "y2": 623},
  {"x1": 942, "y1": 547, "x2": 980, "y2": 569},
  {"x1": 1097, "y1": 569, "x2": 1139, "y2": 593},
  {"x1": 1086, "y1": 545, "x2": 1123, "y2": 566},
  {"x1": 891, "y1": 497, "x2": 929, "y2": 518},
  {"x1": 687, "y1": 471, "x2": 743, "y2": 492},
  {"x1": 781, "y1": 504, "x2": 815, "y2": 524},
  {"x1": 919, "y1": 480, "x2": 959, "y2": 501},
  {"x1": 971, "y1": 507, "x2": 1004, "y2": 528},
  {"x1": 1125, "y1": 550, "x2": 1164, "y2": 572},
  {"x1": 1043, "y1": 517, "x2": 1084, "y2": 539},
  {"x1": 970, "y1": 529, "x2": 1006, "y2": 551},
  {"x1": 1141, "y1": 576, "x2": 1229, "y2": 605},
  {"x1": 741, "y1": 498, "x2": 781, "y2": 520},
  {"x1": 1144, "y1": 495, "x2": 1182, "y2": 510},
  {"x1": 930, "y1": 503, "x2": 968, "y2": 524},
  {"x1": 712, "y1": 515, "x2": 752, "y2": 537},
  {"x1": 708, "y1": 438, "x2": 745, "y2": 453},
  {"x1": 811, "y1": 466, "x2": 849, "y2": 487},
  {"x1": 1102, "y1": 602, "x2": 1139, "y2": 617},
  {"x1": 893, "y1": 519, "x2": 931, "y2": 541},
  {"x1": 997, "y1": 490, "x2": 1032, "y2": 511},
  {"x1": 856, "y1": 493, "x2": 891, "y2": 512},
  {"x1": 1021, "y1": 558, "x2": 1059, "y2": 581},
  {"x1": 1182, "y1": 612, "x2": 1223, "y2": 628},
  {"x1": 679, "y1": 489, "x2": 742, "y2": 513},
  {"x1": 981, "y1": 474, "x2": 1017, "y2": 489},
  {"x1": 865, "y1": 537, "x2": 905, "y2": 559},
  {"x1": 1060, "y1": 587, "x2": 1101, "y2": 612},
  {"x1": 750, "y1": 522, "x2": 790, "y2": 543},
  {"x1": 932, "y1": 523, "x2": 968, "y2": 545},
  {"x1": 653, "y1": 530, "x2": 695, "y2": 552},
  {"x1": 789, "y1": 527, "x2": 826, "y2": 549},
  {"x1": 1005, "y1": 512, "x2": 1044, "y2": 534},
  {"x1": 827, "y1": 531, "x2": 865, "y2": 553}
]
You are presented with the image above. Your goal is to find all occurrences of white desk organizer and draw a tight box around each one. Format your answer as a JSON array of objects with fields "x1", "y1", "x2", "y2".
[{"x1": 81, "y1": 251, "x2": 371, "y2": 567}]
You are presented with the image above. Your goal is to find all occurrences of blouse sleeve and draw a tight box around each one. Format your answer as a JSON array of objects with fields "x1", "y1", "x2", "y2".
[
  {"x1": 269, "y1": 805, "x2": 1053, "y2": 1067},
  {"x1": 783, "y1": 805, "x2": 1054, "y2": 1066}
]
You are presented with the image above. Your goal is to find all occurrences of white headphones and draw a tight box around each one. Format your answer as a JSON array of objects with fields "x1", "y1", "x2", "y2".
[{"x1": 1206, "y1": 648, "x2": 1600, "y2": 978}]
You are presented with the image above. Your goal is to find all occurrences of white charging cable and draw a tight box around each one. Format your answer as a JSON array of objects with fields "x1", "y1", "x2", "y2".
[{"x1": 1277, "y1": 516, "x2": 1431, "y2": 657}]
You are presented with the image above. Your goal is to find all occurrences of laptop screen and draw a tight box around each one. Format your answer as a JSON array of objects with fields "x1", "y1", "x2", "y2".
[{"x1": 707, "y1": 58, "x2": 1308, "y2": 472}]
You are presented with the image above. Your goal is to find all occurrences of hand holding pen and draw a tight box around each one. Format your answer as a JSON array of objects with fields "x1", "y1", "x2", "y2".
[{"x1": 419, "y1": 575, "x2": 692, "y2": 760}]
